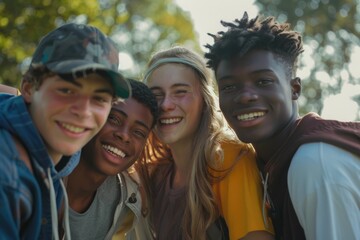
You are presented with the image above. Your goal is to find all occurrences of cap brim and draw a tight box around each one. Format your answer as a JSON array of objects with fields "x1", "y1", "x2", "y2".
[{"x1": 46, "y1": 60, "x2": 131, "y2": 99}]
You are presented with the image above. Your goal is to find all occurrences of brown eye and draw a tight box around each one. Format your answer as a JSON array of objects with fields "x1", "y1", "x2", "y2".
[
  {"x1": 58, "y1": 88, "x2": 73, "y2": 94},
  {"x1": 108, "y1": 114, "x2": 121, "y2": 125},
  {"x1": 257, "y1": 79, "x2": 273, "y2": 86}
]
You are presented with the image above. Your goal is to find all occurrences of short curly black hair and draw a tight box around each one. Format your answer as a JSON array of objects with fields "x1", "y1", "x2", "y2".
[
  {"x1": 205, "y1": 12, "x2": 304, "y2": 78},
  {"x1": 127, "y1": 78, "x2": 159, "y2": 128}
]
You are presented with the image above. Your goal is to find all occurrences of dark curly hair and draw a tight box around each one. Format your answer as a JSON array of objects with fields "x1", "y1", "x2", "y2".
[
  {"x1": 127, "y1": 78, "x2": 159, "y2": 128},
  {"x1": 205, "y1": 12, "x2": 304, "y2": 78},
  {"x1": 22, "y1": 65, "x2": 55, "y2": 89}
]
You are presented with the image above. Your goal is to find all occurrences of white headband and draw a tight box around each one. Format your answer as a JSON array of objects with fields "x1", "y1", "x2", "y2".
[{"x1": 143, "y1": 57, "x2": 206, "y2": 83}]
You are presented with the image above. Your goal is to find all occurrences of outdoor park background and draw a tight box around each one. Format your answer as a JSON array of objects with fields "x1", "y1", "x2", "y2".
[{"x1": 1, "y1": 0, "x2": 359, "y2": 121}]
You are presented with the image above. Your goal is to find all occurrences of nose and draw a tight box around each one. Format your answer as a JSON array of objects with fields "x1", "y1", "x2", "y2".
[
  {"x1": 70, "y1": 96, "x2": 91, "y2": 118},
  {"x1": 159, "y1": 95, "x2": 176, "y2": 112},
  {"x1": 114, "y1": 127, "x2": 130, "y2": 144},
  {"x1": 233, "y1": 87, "x2": 258, "y2": 103}
]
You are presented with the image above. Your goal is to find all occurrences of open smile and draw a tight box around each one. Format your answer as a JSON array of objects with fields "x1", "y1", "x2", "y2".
[
  {"x1": 159, "y1": 117, "x2": 182, "y2": 125},
  {"x1": 60, "y1": 122, "x2": 85, "y2": 133},
  {"x1": 102, "y1": 144, "x2": 126, "y2": 158},
  {"x1": 237, "y1": 111, "x2": 266, "y2": 121}
]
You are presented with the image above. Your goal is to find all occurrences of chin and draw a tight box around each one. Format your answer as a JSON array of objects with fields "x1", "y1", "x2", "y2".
[{"x1": 59, "y1": 145, "x2": 83, "y2": 156}]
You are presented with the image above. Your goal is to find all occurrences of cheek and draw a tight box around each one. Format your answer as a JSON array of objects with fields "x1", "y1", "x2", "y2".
[
  {"x1": 31, "y1": 92, "x2": 59, "y2": 115},
  {"x1": 133, "y1": 137, "x2": 147, "y2": 152},
  {"x1": 184, "y1": 92, "x2": 203, "y2": 110},
  {"x1": 219, "y1": 96, "x2": 226, "y2": 111},
  {"x1": 219, "y1": 92, "x2": 229, "y2": 106},
  {"x1": 187, "y1": 97, "x2": 204, "y2": 126},
  {"x1": 94, "y1": 106, "x2": 112, "y2": 128}
]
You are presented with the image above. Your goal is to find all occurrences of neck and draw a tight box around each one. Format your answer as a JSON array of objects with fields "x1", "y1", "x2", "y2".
[
  {"x1": 168, "y1": 141, "x2": 193, "y2": 189},
  {"x1": 254, "y1": 114, "x2": 298, "y2": 162},
  {"x1": 66, "y1": 160, "x2": 107, "y2": 213}
]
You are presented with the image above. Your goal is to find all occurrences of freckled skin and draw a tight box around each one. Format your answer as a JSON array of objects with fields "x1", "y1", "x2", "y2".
[
  {"x1": 22, "y1": 74, "x2": 113, "y2": 163},
  {"x1": 147, "y1": 63, "x2": 204, "y2": 147}
]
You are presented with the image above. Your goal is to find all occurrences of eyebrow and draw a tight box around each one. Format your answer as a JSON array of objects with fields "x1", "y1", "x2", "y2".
[
  {"x1": 94, "y1": 88, "x2": 114, "y2": 95},
  {"x1": 60, "y1": 78, "x2": 114, "y2": 95},
  {"x1": 111, "y1": 108, "x2": 151, "y2": 131},
  {"x1": 218, "y1": 69, "x2": 274, "y2": 81},
  {"x1": 252, "y1": 69, "x2": 275, "y2": 74}
]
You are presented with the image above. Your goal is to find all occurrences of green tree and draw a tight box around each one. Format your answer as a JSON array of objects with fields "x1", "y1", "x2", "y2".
[
  {"x1": 255, "y1": 0, "x2": 360, "y2": 117},
  {"x1": 0, "y1": 0, "x2": 199, "y2": 87}
]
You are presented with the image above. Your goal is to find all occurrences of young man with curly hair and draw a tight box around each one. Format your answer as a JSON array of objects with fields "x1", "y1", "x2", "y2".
[
  {"x1": 66, "y1": 79, "x2": 158, "y2": 240},
  {"x1": 205, "y1": 12, "x2": 360, "y2": 240}
]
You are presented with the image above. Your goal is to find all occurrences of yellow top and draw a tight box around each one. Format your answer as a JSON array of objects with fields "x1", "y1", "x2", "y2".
[{"x1": 212, "y1": 142, "x2": 274, "y2": 239}]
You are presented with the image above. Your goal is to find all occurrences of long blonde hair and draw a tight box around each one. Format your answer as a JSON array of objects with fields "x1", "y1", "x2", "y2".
[{"x1": 137, "y1": 46, "x2": 241, "y2": 240}]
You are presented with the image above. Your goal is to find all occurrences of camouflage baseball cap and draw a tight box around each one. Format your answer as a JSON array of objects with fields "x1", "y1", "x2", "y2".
[{"x1": 31, "y1": 23, "x2": 131, "y2": 98}]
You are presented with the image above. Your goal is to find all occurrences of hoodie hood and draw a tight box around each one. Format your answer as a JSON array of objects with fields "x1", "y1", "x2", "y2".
[{"x1": 0, "y1": 93, "x2": 78, "y2": 239}]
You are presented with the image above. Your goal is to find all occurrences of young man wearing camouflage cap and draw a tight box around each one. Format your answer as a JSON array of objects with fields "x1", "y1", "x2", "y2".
[{"x1": 0, "y1": 23, "x2": 131, "y2": 239}]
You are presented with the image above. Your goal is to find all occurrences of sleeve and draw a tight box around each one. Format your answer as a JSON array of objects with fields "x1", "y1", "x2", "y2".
[
  {"x1": 213, "y1": 142, "x2": 274, "y2": 239},
  {"x1": 0, "y1": 134, "x2": 21, "y2": 239},
  {"x1": 288, "y1": 142, "x2": 360, "y2": 240},
  {"x1": 0, "y1": 131, "x2": 39, "y2": 239},
  {"x1": 0, "y1": 184, "x2": 20, "y2": 240}
]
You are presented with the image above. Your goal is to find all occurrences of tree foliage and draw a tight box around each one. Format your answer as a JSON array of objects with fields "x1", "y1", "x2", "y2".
[
  {"x1": 0, "y1": 0, "x2": 199, "y2": 87},
  {"x1": 254, "y1": 0, "x2": 360, "y2": 115}
]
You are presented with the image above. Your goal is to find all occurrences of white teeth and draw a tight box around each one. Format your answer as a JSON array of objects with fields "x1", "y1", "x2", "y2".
[
  {"x1": 160, "y1": 117, "x2": 181, "y2": 124},
  {"x1": 102, "y1": 144, "x2": 126, "y2": 158},
  {"x1": 61, "y1": 123, "x2": 85, "y2": 133},
  {"x1": 237, "y1": 112, "x2": 265, "y2": 121}
]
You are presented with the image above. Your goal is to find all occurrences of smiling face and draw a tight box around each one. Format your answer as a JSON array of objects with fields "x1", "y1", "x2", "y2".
[
  {"x1": 216, "y1": 49, "x2": 300, "y2": 144},
  {"x1": 22, "y1": 73, "x2": 113, "y2": 163},
  {"x1": 147, "y1": 63, "x2": 204, "y2": 146},
  {"x1": 80, "y1": 97, "x2": 153, "y2": 176}
]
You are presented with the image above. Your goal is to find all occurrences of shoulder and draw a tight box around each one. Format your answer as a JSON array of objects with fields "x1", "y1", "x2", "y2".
[
  {"x1": 120, "y1": 172, "x2": 145, "y2": 213},
  {"x1": 289, "y1": 142, "x2": 360, "y2": 187},
  {"x1": 122, "y1": 171, "x2": 140, "y2": 190},
  {"x1": 290, "y1": 142, "x2": 360, "y2": 171},
  {"x1": 0, "y1": 129, "x2": 33, "y2": 180},
  {"x1": 213, "y1": 141, "x2": 260, "y2": 194},
  {"x1": 219, "y1": 140, "x2": 256, "y2": 169}
]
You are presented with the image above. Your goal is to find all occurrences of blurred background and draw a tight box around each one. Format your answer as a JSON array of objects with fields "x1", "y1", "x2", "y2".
[{"x1": 1, "y1": 0, "x2": 359, "y2": 120}]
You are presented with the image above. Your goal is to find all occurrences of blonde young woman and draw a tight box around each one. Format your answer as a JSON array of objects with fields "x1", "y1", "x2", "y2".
[{"x1": 136, "y1": 46, "x2": 273, "y2": 240}]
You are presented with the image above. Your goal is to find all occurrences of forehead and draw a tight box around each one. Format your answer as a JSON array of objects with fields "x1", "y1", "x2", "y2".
[
  {"x1": 60, "y1": 73, "x2": 112, "y2": 89},
  {"x1": 216, "y1": 49, "x2": 287, "y2": 80},
  {"x1": 112, "y1": 98, "x2": 153, "y2": 128},
  {"x1": 147, "y1": 63, "x2": 200, "y2": 89}
]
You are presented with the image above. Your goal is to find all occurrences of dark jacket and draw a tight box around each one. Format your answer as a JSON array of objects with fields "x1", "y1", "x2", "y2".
[
  {"x1": 0, "y1": 94, "x2": 80, "y2": 239},
  {"x1": 258, "y1": 113, "x2": 360, "y2": 240}
]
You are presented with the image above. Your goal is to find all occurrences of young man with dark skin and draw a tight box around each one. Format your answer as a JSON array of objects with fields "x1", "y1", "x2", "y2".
[
  {"x1": 205, "y1": 12, "x2": 360, "y2": 240},
  {"x1": 0, "y1": 23, "x2": 131, "y2": 239},
  {"x1": 66, "y1": 79, "x2": 158, "y2": 240}
]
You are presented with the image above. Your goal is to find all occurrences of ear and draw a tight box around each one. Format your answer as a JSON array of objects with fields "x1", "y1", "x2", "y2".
[
  {"x1": 20, "y1": 80, "x2": 34, "y2": 103},
  {"x1": 290, "y1": 77, "x2": 301, "y2": 100}
]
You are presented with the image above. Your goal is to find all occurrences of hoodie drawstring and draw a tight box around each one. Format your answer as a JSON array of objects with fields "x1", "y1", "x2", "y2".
[
  {"x1": 60, "y1": 178, "x2": 71, "y2": 240},
  {"x1": 261, "y1": 172, "x2": 269, "y2": 229},
  {"x1": 47, "y1": 168, "x2": 71, "y2": 240}
]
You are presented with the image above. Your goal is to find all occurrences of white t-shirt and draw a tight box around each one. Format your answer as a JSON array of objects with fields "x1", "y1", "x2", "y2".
[{"x1": 288, "y1": 142, "x2": 360, "y2": 240}]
